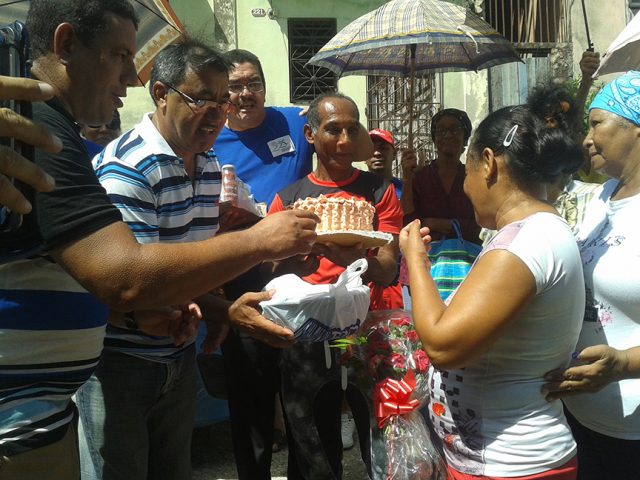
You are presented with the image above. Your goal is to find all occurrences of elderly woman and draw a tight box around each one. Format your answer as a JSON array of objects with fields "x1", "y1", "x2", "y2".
[
  {"x1": 401, "y1": 106, "x2": 585, "y2": 479},
  {"x1": 406, "y1": 108, "x2": 481, "y2": 244},
  {"x1": 543, "y1": 71, "x2": 640, "y2": 480}
]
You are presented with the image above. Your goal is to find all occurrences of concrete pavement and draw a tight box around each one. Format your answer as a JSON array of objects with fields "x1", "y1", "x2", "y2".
[{"x1": 191, "y1": 420, "x2": 369, "y2": 480}]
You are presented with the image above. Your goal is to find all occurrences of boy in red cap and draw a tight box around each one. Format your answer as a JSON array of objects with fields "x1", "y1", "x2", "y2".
[
  {"x1": 363, "y1": 128, "x2": 406, "y2": 312},
  {"x1": 366, "y1": 129, "x2": 403, "y2": 199}
]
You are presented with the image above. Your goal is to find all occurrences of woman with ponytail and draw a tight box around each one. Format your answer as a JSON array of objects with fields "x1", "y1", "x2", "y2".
[{"x1": 401, "y1": 106, "x2": 585, "y2": 479}]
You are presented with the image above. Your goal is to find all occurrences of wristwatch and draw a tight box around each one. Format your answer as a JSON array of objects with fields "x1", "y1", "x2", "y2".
[{"x1": 123, "y1": 311, "x2": 139, "y2": 331}]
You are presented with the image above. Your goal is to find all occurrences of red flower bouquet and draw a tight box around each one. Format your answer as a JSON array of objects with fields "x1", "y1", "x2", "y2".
[{"x1": 349, "y1": 309, "x2": 446, "y2": 480}]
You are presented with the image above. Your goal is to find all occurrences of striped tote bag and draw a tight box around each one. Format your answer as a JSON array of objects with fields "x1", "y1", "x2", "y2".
[{"x1": 428, "y1": 220, "x2": 482, "y2": 300}]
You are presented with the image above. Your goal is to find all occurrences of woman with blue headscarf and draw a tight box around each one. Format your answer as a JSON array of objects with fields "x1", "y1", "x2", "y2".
[{"x1": 543, "y1": 71, "x2": 640, "y2": 480}]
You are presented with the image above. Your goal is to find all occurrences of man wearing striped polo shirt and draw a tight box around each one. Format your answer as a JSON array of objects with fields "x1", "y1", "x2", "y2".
[{"x1": 77, "y1": 40, "x2": 253, "y2": 480}]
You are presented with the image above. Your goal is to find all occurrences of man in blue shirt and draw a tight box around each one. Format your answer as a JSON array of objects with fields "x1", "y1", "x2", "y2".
[{"x1": 213, "y1": 49, "x2": 313, "y2": 207}]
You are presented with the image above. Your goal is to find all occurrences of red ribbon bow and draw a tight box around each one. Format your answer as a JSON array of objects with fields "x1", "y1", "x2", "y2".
[{"x1": 373, "y1": 370, "x2": 420, "y2": 429}]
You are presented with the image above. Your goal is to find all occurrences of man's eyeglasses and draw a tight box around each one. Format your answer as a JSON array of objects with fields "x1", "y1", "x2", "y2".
[
  {"x1": 434, "y1": 127, "x2": 464, "y2": 137},
  {"x1": 165, "y1": 84, "x2": 232, "y2": 113},
  {"x1": 228, "y1": 81, "x2": 265, "y2": 94}
]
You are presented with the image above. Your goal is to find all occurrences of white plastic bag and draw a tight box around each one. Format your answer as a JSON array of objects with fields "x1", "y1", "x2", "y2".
[
  {"x1": 260, "y1": 258, "x2": 371, "y2": 341},
  {"x1": 237, "y1": 178, "x2": 266, "y2": 217}
]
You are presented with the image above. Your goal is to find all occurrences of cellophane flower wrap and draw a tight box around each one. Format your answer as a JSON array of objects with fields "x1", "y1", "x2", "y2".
[{"x1": 348, "y1": 309, "x2": 446, "y2": 480}]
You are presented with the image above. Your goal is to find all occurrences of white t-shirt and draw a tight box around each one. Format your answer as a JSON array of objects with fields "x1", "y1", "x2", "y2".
[
  {"x1": 564, "y1": 180, "x2": 640, "y2": 440},
  {"x1": 428, "y1": 213, "x2": 584, "y2": 477}
]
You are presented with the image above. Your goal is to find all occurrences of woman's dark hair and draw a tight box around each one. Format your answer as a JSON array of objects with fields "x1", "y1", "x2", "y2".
[
  {"x1": 430, "y1": 108, "x2": 473, "y2": 144},
  {"x1": 223, "y1": 49, "x2": 266, "y2": 89},
  {"x1": 528, "y1": 84, "x2": 579, "y2": 135},
  {"x1": 468, "y1": 106, "x2": 583, "y2": 185},
  {"x1": 27, "y1": 0, "x2": 138, "y2": 59},
  {"x1": 149, "y1": 38, "x2": 230, "y2": 103}
]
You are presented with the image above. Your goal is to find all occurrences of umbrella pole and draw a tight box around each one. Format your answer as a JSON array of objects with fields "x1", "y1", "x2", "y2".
[
  {"x1": 408, "y1": 44, "x2": 416, "y2": 150},
  {"x1": 580, "y1": 0, "x2": 594, "y2": 51}
]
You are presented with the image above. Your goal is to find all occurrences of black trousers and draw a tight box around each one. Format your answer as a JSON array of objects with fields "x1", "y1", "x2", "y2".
[
  {"x1": 222, "y1": 331, "x2": 372, "y2": 480},
  {"x1": 565, "y1": 407, "x2": 640, "y2": 480},
  {"x1": 221, "y1": 329, "x2": 281, "y2": 480},
  {"x1": 280, "y1": 342, "x2": 372, "y2": 480},
  {"x1": 221, "y1": 266, "x2": 282, "y2": 480}
]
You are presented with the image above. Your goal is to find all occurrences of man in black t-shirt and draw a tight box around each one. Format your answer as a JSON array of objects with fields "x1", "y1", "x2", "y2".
[
  {"x1": 0, "y1": 2, "x2": 318, "y2": 478},
  {"x1": 0, "y1": 76, "x2": 59, "y2": 215}
]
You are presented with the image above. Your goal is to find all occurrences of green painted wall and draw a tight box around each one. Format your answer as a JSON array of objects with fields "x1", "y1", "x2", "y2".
[
  {"x1": 120, "y1": 87, "x2": 154, "y2": 132},
  {"x1": 235, "y1": 0, "x2": 386, "y2": 116},
  {"x1": 172, "y1": 0, "x2": 216, "y2": 38},
  {"x1": 442, "y1": 71, "x2": 489, "y2": 133}
]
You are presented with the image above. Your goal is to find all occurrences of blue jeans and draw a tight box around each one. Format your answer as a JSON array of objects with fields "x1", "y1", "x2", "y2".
[
  {"x1": 76, "y1": 347, "x2": 196, "y2": 480},
  {"x1": 77, "y1": 408, "x2": 98, "y2": 479}
]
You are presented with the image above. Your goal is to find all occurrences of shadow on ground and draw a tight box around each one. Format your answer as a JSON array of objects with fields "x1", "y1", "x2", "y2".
[{"x1": 191, "y1": 420, "x2": 369, "y2": 479}]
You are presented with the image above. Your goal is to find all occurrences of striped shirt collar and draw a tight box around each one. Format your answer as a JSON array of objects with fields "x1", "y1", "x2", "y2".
[{"x1": 135, "y1": 112, "x2": 212, "y2": 164}]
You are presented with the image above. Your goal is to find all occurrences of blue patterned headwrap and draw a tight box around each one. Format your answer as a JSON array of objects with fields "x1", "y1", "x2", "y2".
[{"x1": 589, "y1": 71, "x2": 640, "y2": 126}]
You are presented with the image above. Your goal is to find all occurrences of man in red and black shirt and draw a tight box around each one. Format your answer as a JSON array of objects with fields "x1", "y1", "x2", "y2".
[{"x1": 269, "y1": 92, "x2": 402, "y2": 479}]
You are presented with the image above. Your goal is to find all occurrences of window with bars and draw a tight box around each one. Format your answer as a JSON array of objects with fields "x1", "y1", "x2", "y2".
[
  {"x1": 485, "y1": 0, "x2": 571, "y2": 112},
  {"x1": 287, "y1": 19, "x2": 337, "y2": 103},
  {"x1": 485, "y1": 0, "x2": 570, "y2": 45},
  {"x1": 367, "y1": 75, "x2": 440, "y2": 173}
]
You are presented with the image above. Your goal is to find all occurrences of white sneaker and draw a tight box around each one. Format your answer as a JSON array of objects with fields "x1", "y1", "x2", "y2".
[{"x1": 341, "y1": 412, "x2": 355, "y2": 450}]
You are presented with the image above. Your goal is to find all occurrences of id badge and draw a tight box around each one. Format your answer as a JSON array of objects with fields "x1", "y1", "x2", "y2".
[{"x1": 267, "y1": 135, "x2": 295, "y2": 158}]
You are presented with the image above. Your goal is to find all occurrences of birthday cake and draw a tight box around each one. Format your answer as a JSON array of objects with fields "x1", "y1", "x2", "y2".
[{"x1": 292, "y1": 194, "x2": 375, "y2": 232}]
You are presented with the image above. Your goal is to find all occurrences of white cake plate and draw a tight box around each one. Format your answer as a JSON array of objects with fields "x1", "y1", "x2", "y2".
[{"x1": 316, "y1": 230, "x2": 393, "y2": 248}]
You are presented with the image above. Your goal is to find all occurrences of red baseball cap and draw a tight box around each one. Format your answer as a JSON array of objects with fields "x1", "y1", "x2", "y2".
[{"x1": 368, "y1": 128, "x2": 394, "y2": 147}]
